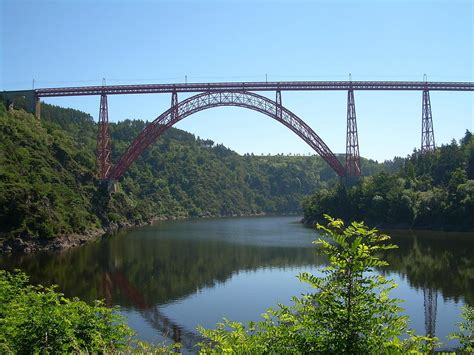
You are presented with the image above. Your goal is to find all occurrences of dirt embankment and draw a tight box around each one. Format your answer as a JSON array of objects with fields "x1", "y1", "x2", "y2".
[{"x1": 0, "y1": 219, "x2": 150, "y2": 254}]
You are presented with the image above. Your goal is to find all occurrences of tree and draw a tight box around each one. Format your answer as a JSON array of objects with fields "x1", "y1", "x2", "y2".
[
  {"x1": 450, "y1": 305, "x2": 474, "y2": 353},
  {"x1": 198, "y1": 216, "x2": 433, "y2": 353}
]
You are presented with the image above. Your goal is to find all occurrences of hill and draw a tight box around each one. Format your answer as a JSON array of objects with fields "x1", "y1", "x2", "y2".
[{"x1": 1, "y1": 102, "x2": 387, "y2": 251}]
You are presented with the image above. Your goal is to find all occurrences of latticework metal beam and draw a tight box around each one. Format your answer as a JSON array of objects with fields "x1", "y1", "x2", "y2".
[
  {"x1": 96, "y1": 94, "x2": 112, "y2": 179},
  {"x1": 421, "y1": 90, "x2": 436, "y2": 153},
  {"x1": 34, "y1": 80, "x2": 474, "y2": 97},
  {"x1": 110, "y1": 91, "x2": 346, "y2": 179},
  {"x1": 346, "y1": 90, "x2": 361, "y2": 176}
]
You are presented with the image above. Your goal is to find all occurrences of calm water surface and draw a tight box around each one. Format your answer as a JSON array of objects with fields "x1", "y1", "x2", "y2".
[{"x1": 1, "y1": 216, "x2": 473, "y2": 352}]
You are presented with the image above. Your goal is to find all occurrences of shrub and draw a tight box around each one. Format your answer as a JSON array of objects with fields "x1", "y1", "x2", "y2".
[
  {"x1": 0, "y1": 269, "x2": 134, "y2": 353},
  {"x1": 450, "y1": 305, "x2": 474, "y2": 353}
]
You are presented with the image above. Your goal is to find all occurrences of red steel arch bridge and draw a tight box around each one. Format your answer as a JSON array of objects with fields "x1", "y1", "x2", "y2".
[{"x1": 3, "y1": 80, "x2": 473, "y2": 180}]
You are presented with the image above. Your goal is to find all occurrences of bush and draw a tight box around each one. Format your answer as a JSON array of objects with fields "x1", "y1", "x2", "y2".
[
  {"x1": 198, "y1": 215, "x2": 434, "y2": 353},
  {"x1": 0, "y1": 269, "x2": 134, "y2": 353},
  {"x1": 450, "y1": 305, "x2": 474, "y2": 353}
]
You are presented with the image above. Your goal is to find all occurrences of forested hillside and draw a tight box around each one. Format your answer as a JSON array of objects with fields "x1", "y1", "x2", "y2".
[
  {"x1": 303, "y1": 131, "x2": 474, "y2": 230},
  {"x1": 0, "y1": 102, "x2": 388, "y2": 247}
]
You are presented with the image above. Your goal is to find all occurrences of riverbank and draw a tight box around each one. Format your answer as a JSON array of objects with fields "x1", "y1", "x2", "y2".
[
  {"x1": 0, "y1": 217, "x2": 164, "y2": 254},
  {"x1": 0, "y1": 211, "x2": 273, "y2": 254},
  {"x1": 0, "y1": 228, "x2": 103, "y2": 254},
  {"x1": 303, "y1": 218, "x2": 474, "y2": 233},
  {"x1": 4, "y1": 209, "x2": 471, "y2": 255}
]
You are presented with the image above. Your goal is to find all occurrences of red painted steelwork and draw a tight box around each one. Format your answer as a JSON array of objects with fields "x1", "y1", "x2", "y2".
[
  {"x1": 34, "y1": 80, "x2": 474, "y2": 97},
  {"x1": 109, "y1": 91, "x2": 346, "y2": 179},
  {"x1": 421, "y1": 90, "x2": 435, "y2": 152},
  {"x1": 346, "y1": 90, "x2": 361, "y2": 176},
  {"x1": 96, "y1": 94, "x2": 112, "y2": 179}
]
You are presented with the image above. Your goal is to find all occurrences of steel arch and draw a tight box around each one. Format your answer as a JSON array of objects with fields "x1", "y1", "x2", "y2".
[{"x1": 109, "y1": 91, "x2": 346, "y2": 179}]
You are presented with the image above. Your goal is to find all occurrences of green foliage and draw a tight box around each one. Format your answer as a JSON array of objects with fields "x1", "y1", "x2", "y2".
[
  {"x1": 303, "y1": 131, "x2": 474, "y2": 230},
  {"x1": 198, "y1": 216, "x2": 434, "y2": 354},
  {"x1": 450, "y1": 305, "x2": 474, "y2": 352},
  {"x1": 0, "y1": 269, "x2": 134, "y2": 353},
  {"x1": 0, "y1": 107, "x2": 98, "y2": 239}
]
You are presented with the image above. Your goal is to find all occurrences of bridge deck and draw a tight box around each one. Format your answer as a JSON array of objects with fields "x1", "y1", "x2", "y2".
[{"x1": 34, "y1": 80, "x2": 474, "y2": 97}]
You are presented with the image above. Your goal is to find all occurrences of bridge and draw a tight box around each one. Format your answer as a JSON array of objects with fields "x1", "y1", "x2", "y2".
[{"x1": 3, "y1": 80, "x2": 474, "y2": 180}]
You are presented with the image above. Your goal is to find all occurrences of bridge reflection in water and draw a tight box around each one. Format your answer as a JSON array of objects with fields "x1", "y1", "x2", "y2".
[
  {"x1": 99, "y1": 270, "x2": 203, "y2": 349},
  {"x1": 423, "y1": 286, "x2": 438, "y2": 339}
]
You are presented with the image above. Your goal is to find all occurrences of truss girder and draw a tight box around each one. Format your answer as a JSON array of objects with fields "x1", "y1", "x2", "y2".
[
  {"x1": 109, "y1": 91, "x2": 345, "y2": 179},
  {"x1": 35, "y1": 80, "x2": 474, "y2": 97}
]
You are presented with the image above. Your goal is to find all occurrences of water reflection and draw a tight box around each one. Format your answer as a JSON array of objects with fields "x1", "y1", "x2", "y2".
[
  {"x1": 383, "y1": 230, "x2": 474, "y2": 305},
  {"x1": 0, "y1": 217, "x2": 323, "y2": 348},
  {"x1": 423, "y1": 287, "x2": 438, "y2": 339},
  {"x1": 0, "y1": 221, "x2": 322, "y2": 305},
  {"x1": 0, "y1": 217, "x2": 473, "y2": 350},
  {"x1": 100, "y1": 270, "x2": 202, "y2": 348}
]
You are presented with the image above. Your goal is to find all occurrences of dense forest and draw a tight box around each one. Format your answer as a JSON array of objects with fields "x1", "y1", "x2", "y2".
[
  {"x1": 0, "y1": 101, "x2": 388, "y2": 246},
  {"x1": 303, "y1": 131, "x2": 474, "y2": 230}
]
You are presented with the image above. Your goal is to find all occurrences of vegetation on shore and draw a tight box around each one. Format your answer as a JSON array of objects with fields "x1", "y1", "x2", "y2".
[
  {"x1": 303, "y1": 131, "x2": 474, "y2": 231},
  {"x1": 0, "y1": 269, "x2": 176, "y2": 353}
]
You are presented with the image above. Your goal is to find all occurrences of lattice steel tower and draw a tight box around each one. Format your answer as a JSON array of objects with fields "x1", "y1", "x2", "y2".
[
  {"x1": 346, "y1": 89, "x2": 361, "y2": 176},
  {"x1": 421, "y1": 89, "x2": 436, "y2": 152},
  {"x1": 96, "y1": 93, "x2": 112, "y2": 179}
]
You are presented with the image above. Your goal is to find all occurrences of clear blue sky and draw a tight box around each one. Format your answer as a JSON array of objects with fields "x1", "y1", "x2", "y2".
[{"x1": 1, "y1": 0, "x2": 473, "y2": 161}]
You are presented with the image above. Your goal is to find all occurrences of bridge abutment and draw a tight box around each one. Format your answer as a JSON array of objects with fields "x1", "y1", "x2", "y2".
[
  {"x1": 341, "y1": 175, "x2": 361, "y2": 187},
  {"x1": 35, "y1": 97, "x2": 41, "y2": 119},
  {"x1": 99, "y1": 178, "x2": 119, "y2": 193},
  {"x1": 1, "y1": 90, "x2": 39, "y2": 118},
  {"x1": 108, "y1": 179, "x2": 119, "y2": 193}
]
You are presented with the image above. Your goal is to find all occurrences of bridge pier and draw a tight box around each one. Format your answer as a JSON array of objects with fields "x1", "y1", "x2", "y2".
[
  {"x1": 276, "y1": 90, "x2": 282, "y2": 118},
  {"x1": 421, "y1": 90, "x2": 435, "y2": 152},
  {"x1": 35, "y1": 96, "x2": 41, "y2": 119},
  {"x1": 96, "y1": 94, "x2": 112, "y2": 179},
  {"x1": 171, "y1": 91, "x2": 178, "y2": 120},
  {"x1": 345, "y1": 89, "x2": 361, "y2": 176}
]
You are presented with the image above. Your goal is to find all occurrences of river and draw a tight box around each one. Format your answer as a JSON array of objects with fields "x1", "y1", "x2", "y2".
[{"x1": 1, "y1": 216, "x2": 473, "y2": 352}]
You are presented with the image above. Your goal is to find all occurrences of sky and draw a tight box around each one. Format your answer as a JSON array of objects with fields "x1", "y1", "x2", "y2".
[{"x1": 1, "y1": 0, "x2": 473, "y2": 162}]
